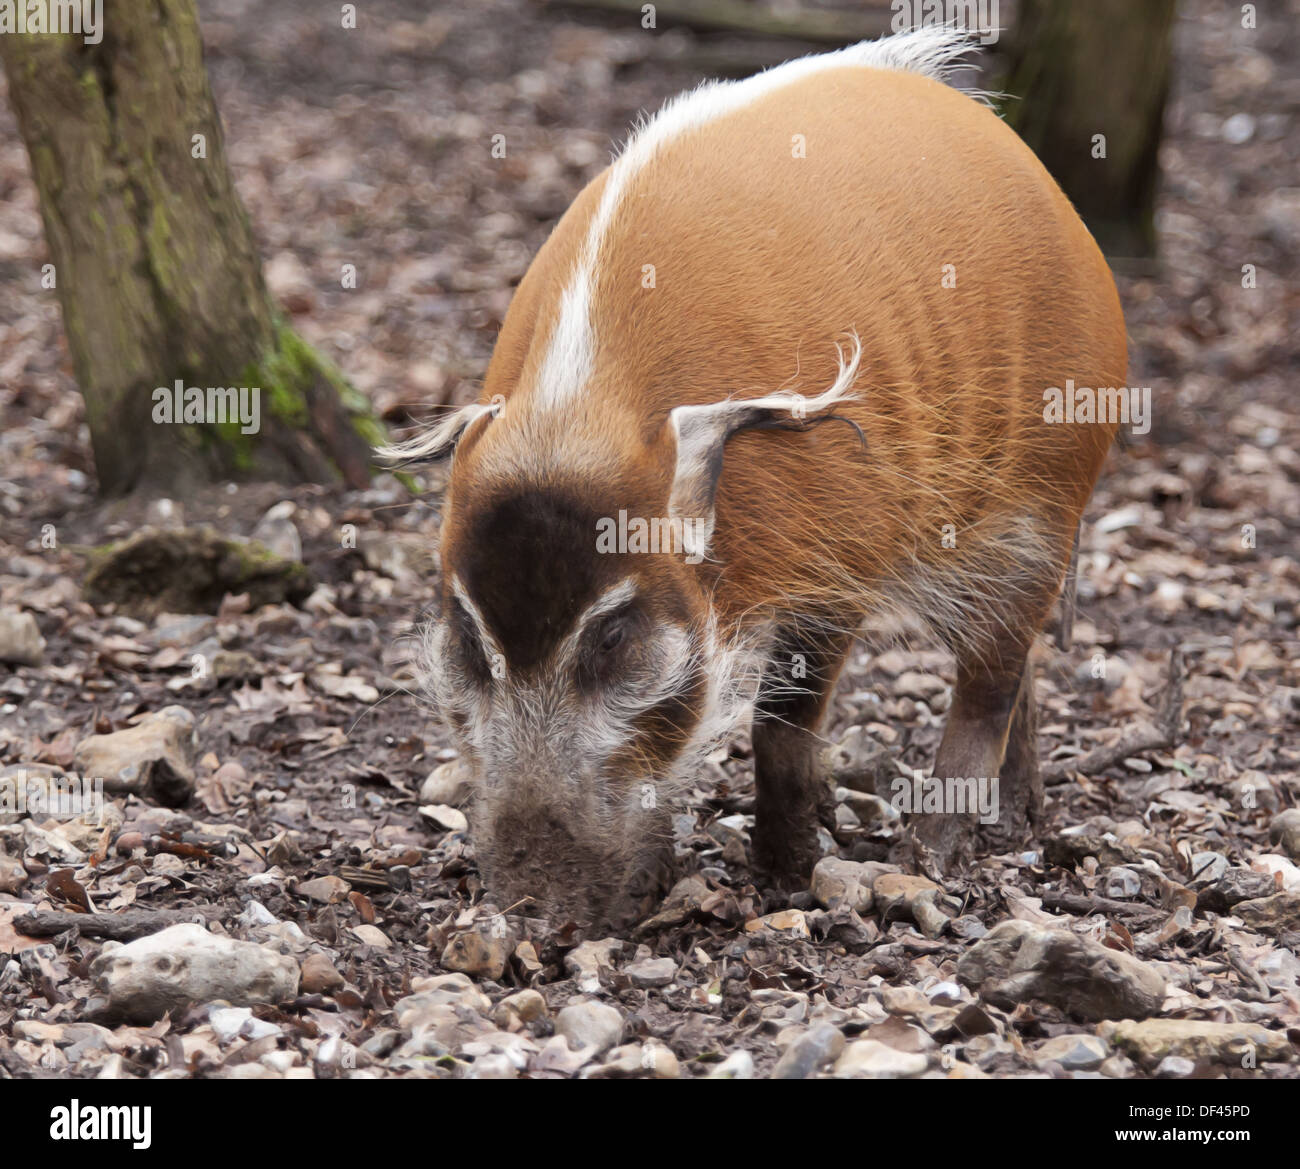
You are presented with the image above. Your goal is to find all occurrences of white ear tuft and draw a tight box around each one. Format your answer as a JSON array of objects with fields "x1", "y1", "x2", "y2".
[
  {"x1": 667, "y1": 335, "x2": 864, "y2": 560},
  {"x1": 376, "y1": 397, "x2": 503, "y2": 465}
]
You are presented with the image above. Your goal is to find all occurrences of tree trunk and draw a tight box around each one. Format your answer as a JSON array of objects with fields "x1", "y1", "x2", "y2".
[
  {"x1": 998, "y1": 0, "x2": 1177, "y2": 259},
  {"x1": 0, "y1": 0, "x2": 379, "y2": 496}
]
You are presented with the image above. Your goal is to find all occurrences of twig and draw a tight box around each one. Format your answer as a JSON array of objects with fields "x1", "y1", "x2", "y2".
[
  {"x1": 1226, "y1": 947, "x2": 1273, "y2": 1002},
  {"x1": 13, "y1": 906, "x2": 220, "y2": 941},
  {"x1": 1045, "y1": 647, "x2": 1186, "y2": 786},
  {"x1": 1039, "y1": 892, "x2": 1165, "y2": 926}
]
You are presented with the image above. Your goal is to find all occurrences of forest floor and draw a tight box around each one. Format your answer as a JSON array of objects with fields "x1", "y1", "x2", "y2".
[{"x1": 0, "y1": 0, "x2": 1298, "y2": 1079}]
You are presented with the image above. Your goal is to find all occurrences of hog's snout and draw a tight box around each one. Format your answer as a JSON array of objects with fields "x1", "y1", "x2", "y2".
[{"x1": 474, "y1": 803, "x2": 673, "y2": 931}]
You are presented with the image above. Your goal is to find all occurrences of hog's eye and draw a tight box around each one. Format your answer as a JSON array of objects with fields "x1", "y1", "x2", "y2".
[
  {"x1": 598, "y1": 620, "x2": 626, "y2": 656},
  {"x1": 577, "y1": 609, "x2": 640, "y2": 692}
]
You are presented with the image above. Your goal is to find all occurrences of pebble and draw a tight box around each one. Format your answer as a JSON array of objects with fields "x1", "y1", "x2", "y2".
[
  {"x1": 296, "y1": 876, "x2": 350, "y2": 904},
  {"x1": 420, "y1": 759, "x2": 473, "y2": 807},
  {"x1": 351, "y1": 925, "x2": 391, "y2": 949},
  {"x1": 564, "y1": 938, "x2": 622, "y2": 993},
  {"x1": 810, "y1": 857, "x2": 874, "y2": 913},
  {"x1": 0, "y1": 609, "x2": 44, "y2": 666},
  {"x1": 873, "y1": 873, "x2": 948, "y2": 938},
  {"x1": 957, "y1": 920, "x2": 1166, "y2": 1021},
  {"x1": 1234, "y1": 889, "x2": 1300, "y2": 931},
  {"x1": 625, "y1": 957, "x2": 676, "y2": 989},
  {"x1": 555, "y1": 1001, "x2": 624, "y2": 1055},
  {"x1": 1102, "y1": 867, "x2": 1142, "y2": 899},
  {"x1": 1270, "y1": 810, "x2": 1300, "y2": 862},
  {"x1": 494, "y1": 989, "x2": 547, "y2": 1026},
  {"x1": 209, "y1": 1006, "x2": 280, "y2": 1044},
  {"x1": 771, "y1": 1023, "x2": 845, "y2": 1079},
  {"x1": 90, "y1": 923, "x2": 299, "y2": 1024},
  {"x1": 1033, "y1": 1034, "x2": 1108, "y2": 1071},
  {"x1": 73, "y1": 706, "x2": 197, "y2": 806},
  {"x1": 1188, "y1": 852, "x2": 1229, "y2": 885},
  {"x1": 833, "y1": 1039, "x2": 928, "y2": 1079},
  {"x1": 299, "y1": 952, "x2": 345, "y2": 995},
  {"x1": 708, "y1": 1050, "x2": 755, "y2": 1079},
  {"x1": 419, "y1": 804, "x2": 468, "y2": 833},
  {"x1": 1100, "y1": 1018, "x2": 1293, "y2": 1067},
  {"x1": 441, "y1": 925, "x2": 511, "y2": 981}
]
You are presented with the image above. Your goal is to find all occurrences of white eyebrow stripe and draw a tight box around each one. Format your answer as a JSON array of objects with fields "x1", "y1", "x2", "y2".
[
  {"x1": 555, "y1": 577, "x2": 639, "y2": 667},
  {"x1": 450, "y1": 576, "x2": 508, "y2": 674}
]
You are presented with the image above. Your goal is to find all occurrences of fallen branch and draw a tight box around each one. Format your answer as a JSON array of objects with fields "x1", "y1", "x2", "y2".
[
  {"x1": 13, "y1": 906, "x2": 220, "y2": 941},
  {"x1": 1039, "y1": 892, "x2": 1166, "y2": 926},
  {"x1": 1045, "y1": 647, "x2": 1186, "y2": 786}
]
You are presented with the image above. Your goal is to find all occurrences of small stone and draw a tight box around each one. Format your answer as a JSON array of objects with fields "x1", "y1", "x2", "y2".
[
  {"x1": 833, "y1": 1039, "x2": 928, "y2": 1079},
  {"x1": 957, "y1": 920, "x2": 1165, "y2": 1021},
  {"x1": 250, "y1": 502, "x2": 302, "y2": 563},
  {"x1": 822, "y1": 726, "x2": 893, "y2": 794},
  {"x1": 1155, "y1": 1055, "x2": 1196, "y2": 1078},
  {"x1": 351, "y1": 925, "x2": 391, "y2": 948},
  {"x1": 1033, "y1": 1034, "x2": 1108, "y2": 1071},
  {"x1": 1196, "y1": 869, "x2": 1279, "y2": 912},
  {"x1": 925, "y1": 981, "x2": 963, "y2": 1005},
  {"x1": 950, "y1": 915, "x2": 987, "y2": 940},
  {"x1": 771, "y1": 1023, "x2": 845, "y2": 1079},
  {"x1": 1100, "y1": 1055, "x2": 1137, "y2": 1078},
  {"x1": 0, "y1": 853, "x2": 28, "y2": 893},
  {"x1": 1234, "y1": 889, "x2": 1300, "y2": 931},
  {"x1": 555, "y1": 1001, "x2": 624, "y2": 1055},
  {"x1": 810, "y1": 857, "x2": 874, "y2": 913},
  {"x1": 420, "y1": 759, "x2": 473, "y2": 807},
  {"x1": 514, "y1": 940, "x2": 543, "y2": 979},
  {"x1": 73, "y1": 706, "x2": 197, "y2": 807},
  {"x1": 587, "y1": 1041, "x2": 679, "y2": 1079},
  {"x1": 299, "y1": 952, "x2": 345, "y2": 995},
  {"x1": 115, "y1": 831, "x2": 145, "y2": 856},
  {"x1": 708, "y1": 1050, "x2": 755, "y2": 1079},
  {"x1": 90, "y1": 923, "x2": 299, "y2": 1024},
  {"x1": 441, "y1": 924, "x2": 511, "y2": 981},
  {"x1": 1188, "y1": 852, "x2": 1229, "y2": 885},
  {"x1": 1270, "y1": 810, "x2": 1300, "y2": 862},
  {"x1": 874, "y1": 873, "x2": 948, "y2": 938},
  {"x1": 0, "y1": 609, "x2": 44, "y2": 666},
  {"x1": 494, "y1": 989, "x2": 547, "y2": 1025},
  {"x1": 419, "y1": 804, "x2": 468, "y2": 833},
  {"x1": 1101, "y1": 1019, "x2": 1293, "y2": 1067},
  {"x1": 744, "y1": 909, "x2": 811, "y2": 937},
  {"x1": 1102, "y1": 867, "x2": 1142, "y2": 899},
  {"x1": 1252, "y1": 854, "x2": 1300, "y2": 891},
  {"x1": 564, "y1": 938, "x2": 622, "y2": 993},
  {"x1": 239, "y1": 901, "x2": 278, "y2": 929},
  {"x1": 209, "y1": 1006, "x2": 278, "y2": 1044},
  {"x1": 296, "y1": 876, "x2": 350, "y2": 904},
  {"x1": 644, "y1": 1041, "x2": 680, "y2": 1079},
  {"x1": 625, "y1": 957, "x2": 676, "y2": 989},
  {"x1": 467, "y1": 1053, "x2": 518, "y2": 1079}
]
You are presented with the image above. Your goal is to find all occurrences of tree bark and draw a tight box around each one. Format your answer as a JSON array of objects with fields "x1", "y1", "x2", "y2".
[
  {"x1": 998, "y1": 0, "x2": 1177, "y2": 258},
  {"x1": 0, "y1": 0, "x2": 379, "y2": 495}
]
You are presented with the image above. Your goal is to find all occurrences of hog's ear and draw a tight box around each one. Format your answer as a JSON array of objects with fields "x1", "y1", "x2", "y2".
[
  {"x1": 666, "y1": 338, "x2": 865, "y2": 561},
  {"x1": 377, "y1": 397, "x2": 503, "y2": 465}
]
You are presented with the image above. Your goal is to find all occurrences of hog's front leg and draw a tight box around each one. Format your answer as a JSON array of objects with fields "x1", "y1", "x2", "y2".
[{"x1": 750, "y1": 626, "x2": 852, "y2": 890}]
